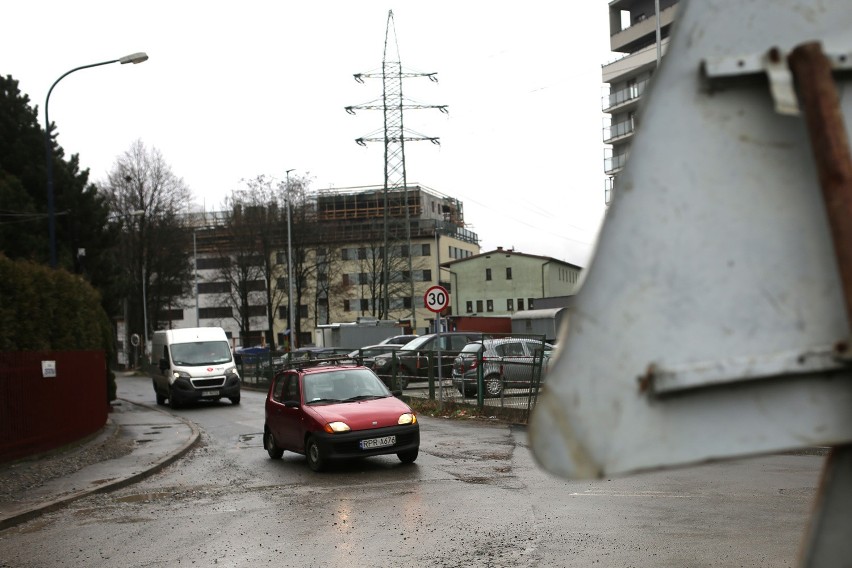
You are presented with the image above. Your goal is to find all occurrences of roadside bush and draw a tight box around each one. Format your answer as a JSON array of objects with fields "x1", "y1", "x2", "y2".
[{"x1": 0, "y1": 254, "x2": 117, "y2": 400}]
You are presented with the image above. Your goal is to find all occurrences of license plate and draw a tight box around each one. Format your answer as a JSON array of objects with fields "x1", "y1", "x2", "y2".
[
  {"x1": 360, "y1": 435, "x2": 395, "y2": 450},
  {"x1": 202, "y1": 390, "x2": 220, "y2": 397}
]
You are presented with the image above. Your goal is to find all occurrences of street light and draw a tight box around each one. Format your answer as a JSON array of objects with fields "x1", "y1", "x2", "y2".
[
  {"x1": 285, "y1": 169, "x2": 296, "y2": 351},
  {"x1": 44, "y1": 52, "x2": 148, "y2": 268}
]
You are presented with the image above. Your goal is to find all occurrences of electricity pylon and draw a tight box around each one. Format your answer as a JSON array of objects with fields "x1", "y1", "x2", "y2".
[{"x1": 345, "y1": 9, "x2": 447, "y2": 326}]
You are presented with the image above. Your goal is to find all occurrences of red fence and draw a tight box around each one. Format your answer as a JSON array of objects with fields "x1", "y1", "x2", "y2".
[{"x1": 0, "y1": 351, "x2": 108, "y2": 463}]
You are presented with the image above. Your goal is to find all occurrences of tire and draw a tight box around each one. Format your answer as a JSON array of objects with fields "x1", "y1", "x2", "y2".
[
  {"x1": 397, "y1": 448, "x2": 419, "y2": 464},
  {"x1": 395, "y1": 365, "x2": 410, "y2": 390},
  {"x1": 484, "y1": 374, "x2": 503, "y2": 397},
  {"x1": 169, "y1": 387, "x2": 181, "y2": 409},
  {"x1": 306, "y1": 436, "x2": 326, "y2": 472},
  {"x1": 264, "y1": 427, "x2": 283, "y2": 459},
  {"x1": 230, "y1": 395, "x2": 241, "y2": 405}
]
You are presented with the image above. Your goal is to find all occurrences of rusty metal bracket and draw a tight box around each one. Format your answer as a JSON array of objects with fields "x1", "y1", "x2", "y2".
[{"x1": 701, "y1": 46, "x2": 852, "y2": 116}]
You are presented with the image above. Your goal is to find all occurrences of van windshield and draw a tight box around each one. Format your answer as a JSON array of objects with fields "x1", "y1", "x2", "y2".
[{"x1": 170, "y1": 341, "x2": 233, "y2": 366}]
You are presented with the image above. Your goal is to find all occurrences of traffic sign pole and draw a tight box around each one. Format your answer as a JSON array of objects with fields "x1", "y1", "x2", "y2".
[{"x1": 424, "y1": 285, "x2": 450, "y2": 407}]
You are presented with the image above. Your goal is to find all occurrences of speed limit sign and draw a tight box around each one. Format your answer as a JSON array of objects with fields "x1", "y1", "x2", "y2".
[{"x1": 424, "y1": 285, "x2": 450, "y2": 313}]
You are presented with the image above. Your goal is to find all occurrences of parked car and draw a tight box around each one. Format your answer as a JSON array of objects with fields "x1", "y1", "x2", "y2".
[
  {"x1": 372, "y1": 332, "x2": 483, "y2": 389},
  {"x1": 348, "y1": 344, "x2": 403, "y2": 385},
  {"x1": 377, "y1": 334, "x2": 419, "y2": 346},
  {"x1": 263, "y1": 363, "x2": 419, "y2": 471},
  {"x1": 451, "y1": 338, "x2": 555, "y2": 397}
]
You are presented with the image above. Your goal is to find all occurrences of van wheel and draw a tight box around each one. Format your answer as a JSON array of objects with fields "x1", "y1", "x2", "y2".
[
  {"x1": 230, "y1": 396, "x2": 240, "y2": 405},
  {"x1": 169, "y1": 387, "x2": 181, "y2": 409}
]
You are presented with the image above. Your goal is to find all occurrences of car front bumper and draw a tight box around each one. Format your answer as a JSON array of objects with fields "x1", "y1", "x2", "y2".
[{"x1": 311, "y1": 423, "x2": 420, "y2": 461}]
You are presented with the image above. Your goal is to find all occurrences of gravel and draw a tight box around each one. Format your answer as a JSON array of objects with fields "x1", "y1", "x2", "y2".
[{"x1": 0, "y1": 421, "x2": 135, "y2": 501}]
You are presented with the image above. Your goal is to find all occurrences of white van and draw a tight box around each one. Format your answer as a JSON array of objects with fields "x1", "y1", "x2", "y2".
[{"x1": 150, "y1": 327, "x2": 241, "y2": 408}]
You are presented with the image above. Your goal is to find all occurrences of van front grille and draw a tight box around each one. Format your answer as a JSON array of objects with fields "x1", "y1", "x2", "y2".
[{"x1": 192, "y1": 377, "x2": 225, "y2": 388}]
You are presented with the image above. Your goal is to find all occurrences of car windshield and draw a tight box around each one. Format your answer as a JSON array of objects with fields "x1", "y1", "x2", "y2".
[
  {"x1": 400, "y1": 335, "x2": 434, "y2": 351},
  {"x1": 303, "y1": 368, "x2": 391, "y2": 404},
  {"x1": 170, "y1": 340, "x2": 233, "y2": 366}
]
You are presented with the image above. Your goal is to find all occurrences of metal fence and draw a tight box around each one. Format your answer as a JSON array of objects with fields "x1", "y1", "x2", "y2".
[
  {"x1": 0, "y1": 350, "x2": 108, "y2": 463},
  {"x1": 236, "y1": 335, "x2": 550, "y2": 423}
]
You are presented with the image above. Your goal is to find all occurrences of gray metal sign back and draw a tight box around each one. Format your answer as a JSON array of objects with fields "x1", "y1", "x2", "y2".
[{"x1": 530, "y1": 0, "x2": 852, "y2": 481}]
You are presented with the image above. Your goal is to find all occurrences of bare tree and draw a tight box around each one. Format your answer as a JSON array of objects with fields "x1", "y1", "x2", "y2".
[
  {"x1": 216, "y1": 176, "x2": 287, "y2": 348},
  {"x1": 100, "y1": 139, "x2": 193, "y2": 358}
]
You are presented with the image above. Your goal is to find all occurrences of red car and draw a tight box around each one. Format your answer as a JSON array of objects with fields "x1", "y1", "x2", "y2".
[{"x1": 264, "y1": 363, "x2": 420, "y2": 471}]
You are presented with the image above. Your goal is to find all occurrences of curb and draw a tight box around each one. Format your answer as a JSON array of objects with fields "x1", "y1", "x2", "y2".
[{"x1": 0, "y1": 399, "x2": 200, "y2": 531}]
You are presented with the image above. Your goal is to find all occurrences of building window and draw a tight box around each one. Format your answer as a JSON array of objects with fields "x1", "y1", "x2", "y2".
[
  {"x1": 360, "y1": 299, "x2": 369, "y2": 311},
  {"x1": 403, "y1": 296, "x2": 412, "y2": 309},
  {"x1": 421, "y1": 243, "x2": 431, "y2": 256},
  {"x1": 476, "y1": 300, "x2": 484, "y2": 312},
  {"x1": 466, "y1": 301, "x2": 473, "y2": 313},
  {"x1": 157, "y1": 309, "x2": 184, "y2": 321},
  {"x1": 485, "y1": 268, "x2": 492, "y2": 281},
  {"x1": 507, "y1": 299, "x2": 514, "y2": 311},
  {"x1": 246, "y1": 280, "x2": 265, "y2": 292},
  {"x1": 341, "y1": 248, "x2": 350, "y2": 261},
  {"x1": 486, "y1": 300, "x2": 494, "y2": 312},
  {"x1": 528, "y1": 298, "x2": 535, "y2": 309},
  {"x1": 199, "y1": 307, "x2": 232, "y2": 319},
  {"x1": 198, "y1": 281, "x2": 230, "y2": 294},
  {"x1": 343, "y1": 300, "x2": 351, "y2": 312},
  {"x1": 196, "y1": 257, "x2": 230, "y2": 270},
  {"x1": 518, "y1": 298, "x2": 524, "y2": 311},
  {"x1": 506, "y1": 267, "x2": 512, "y2": 280},
  {"x1": 248, "y1": 305, "x2": 266, "y2": 317},
  {"x1": 421, "y1": 269, "x2": 432, "y2": 282},
  {"x1": 279, "y1": 306, "x2": 288, "y2": 319}
]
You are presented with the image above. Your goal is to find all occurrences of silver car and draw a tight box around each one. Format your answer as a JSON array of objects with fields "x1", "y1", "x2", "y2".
[{"x1": 451, "y1": 338, "x2": 554, "y2": 397}]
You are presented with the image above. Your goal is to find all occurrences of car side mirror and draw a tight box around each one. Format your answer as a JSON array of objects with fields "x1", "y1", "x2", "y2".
[
  {"x1": 284, "y1": 400, "x2": 300, "y2": 408},
  {"x1": 391, "y1": 389, "x2": 403, "y2": 397},
  {"x1": 158, "y1": 358, "x2": 168, "y2": 372}
]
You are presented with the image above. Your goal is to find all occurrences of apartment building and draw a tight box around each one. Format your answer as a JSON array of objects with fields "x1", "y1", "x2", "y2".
[
  {"x1": 603, "y1": 0, "x2": 679, "y2": 203},
  {"x1": 443, "y1": 247, "x2": 581, "y2": 318},
  {"x1": 156, "y1": 185, "x2": 480, "y2": 349}
]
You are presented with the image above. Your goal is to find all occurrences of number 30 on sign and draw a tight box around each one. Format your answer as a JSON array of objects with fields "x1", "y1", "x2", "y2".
[{"x1": 424, "y1": 285, "x2": 450, "y2": 313}]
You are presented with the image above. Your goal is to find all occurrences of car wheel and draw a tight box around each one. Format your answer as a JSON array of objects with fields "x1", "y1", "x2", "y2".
[
  {"x1": 230, "y1": 395, "x2": 241, "y2": 405},
  {"x1": 169, "y1": 387, "x2": 181, "y2": 409},
  {"x1": 395, "y1": 365, "x2": 409, "y2": 390},
  {"x1": 264, "y1": 427, "x2": 283, "y2": 459},
  {"x1": 484, "y1": 374, "x2": 503, "y2": 397},
  {"x1": 306, "y1": 436, "x2": 325, "y2": 472},
  {"x1": 397, "y1": 448, "x2": 418, "y2": 464}
]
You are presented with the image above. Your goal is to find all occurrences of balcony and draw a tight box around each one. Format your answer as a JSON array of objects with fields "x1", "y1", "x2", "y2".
[
  {"x1": 602, "y1": 79, "x2": 648, "y2": 112},
  {"x1": 604, "y1": 148, "x2": 629, "y2": 176},
  {"x1": 609, "y1": 4, "x2": 678, "y2": 53},
  {"x1": 603, "y1": 116, "x2": 635, "y2": 144},
  {"x1": 602, "y1": 38, "x2": 670, "y2": 83}
]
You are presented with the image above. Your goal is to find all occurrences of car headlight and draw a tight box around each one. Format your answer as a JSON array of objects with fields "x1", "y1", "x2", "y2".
[
  {"x1": 324, "y1": 421, "x2": 351, "y2": 433},
  {"x1": 225, "y1": 366, "x2": 240, "y2": 378},
  {"x1": 172, "y1": 370, "x2": 191, "y2": 380},
  {"x1": 398, "y1": 413, "x2": 417, "y2": 425},
  {"x1": 374, "y1": 357, "x2": 388, "y2": 367}
]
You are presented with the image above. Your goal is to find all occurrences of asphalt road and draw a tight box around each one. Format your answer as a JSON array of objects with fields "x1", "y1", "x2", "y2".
[{"x1": 0, "y1": 374, "x2": 826, "y2": 567}]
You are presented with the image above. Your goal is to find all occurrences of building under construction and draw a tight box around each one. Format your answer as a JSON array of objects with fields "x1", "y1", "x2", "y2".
[{"x1": 313, "y1": 183, "x2": 478, "y2": 246}]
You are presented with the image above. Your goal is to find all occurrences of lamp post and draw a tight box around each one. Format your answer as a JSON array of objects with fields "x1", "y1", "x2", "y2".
[
  {"x1": 44, "y1": 52, "x2": 148, "y2": 268},
  {"x1": 285, "y1": 169, "x2": 296, "y2": 350},
  {"x1": 193, "y1": 228, "x2": 200, "y2": 326}
]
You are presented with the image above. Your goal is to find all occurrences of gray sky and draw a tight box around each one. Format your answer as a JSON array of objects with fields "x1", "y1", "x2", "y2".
[{"x1": 3, "y1": 1, "x2": 612, "y2": 266}]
